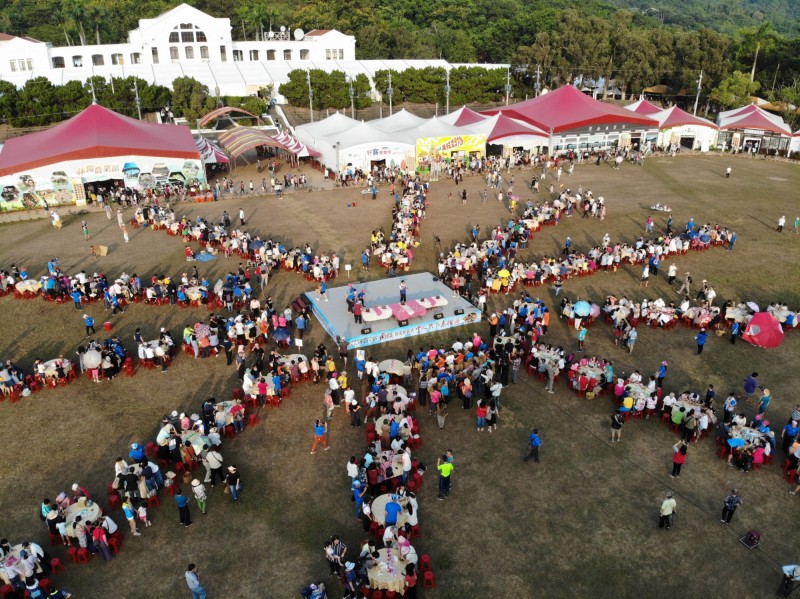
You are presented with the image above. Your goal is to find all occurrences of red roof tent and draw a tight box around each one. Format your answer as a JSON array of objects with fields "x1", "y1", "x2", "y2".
[
  {"x1": 718, "y1": 105, "x2": 791, "y2": 136},
  {"x1": 483, "y1": 85, "x2": 658, "y2": 134},
  {"x1": 625, "y1": 99, "x2": 662, "y2": 115},
  {"x1": 655, "y1": 106, "x2": 718, "y2": 130},
  {"x1": 0, "y1": 104, "x2": 199, "y2": 176}
]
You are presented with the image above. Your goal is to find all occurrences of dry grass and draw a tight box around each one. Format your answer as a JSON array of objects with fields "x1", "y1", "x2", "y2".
[{"x1": 0, "y1": 155, "x2": 799, "y2": 598}]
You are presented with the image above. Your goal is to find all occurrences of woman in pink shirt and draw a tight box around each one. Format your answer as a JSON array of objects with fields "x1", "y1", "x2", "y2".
[{"x1": 428, "y1": 385, "x2": 442, "y2": 416}]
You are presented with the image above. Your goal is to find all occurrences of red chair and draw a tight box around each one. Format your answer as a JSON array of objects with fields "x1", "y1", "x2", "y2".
[
  {"x1": 108, "y1": 535, "x2": 122, "y2": 555},
  {"x1": 174, "y1": 462, "x2": 186, "y2": 475},
  {"x1": 232, "y1": 388, "x2": 243, "y2": 400},
  {"x1": 660, "y1": 412, "x2": 671, "y2": 425},
  {"x1": 109, "y1": 494, "x2": 122, "y2": 511},
  {"x1": 1, "y1": 585, "x2": 16, "y2": 599},
  {"x1": 67, "y1": 547, "x2": 80, "y2": 564},
  {"x1": 38, "y1": 579, "x2": 52, "y2": 594},
  {"x1": 248, "y1": 413, "x2": 259, "y2": 427},
  {"x1": 406, "y1": 479, "x2": 418, "y2": 493},
  {"x1": 245, "y1": 396, "x2": 258, "y2": 410},
  {"x1": 49, "y1": 532, "x2": 61, "y2": 546},
  {"x1": 145, "y1": 442, "x2": 158, "y2": 457},
  {"x1": 423, "y1": 570, "x2": 436, "y2": 589},
  {"x1": 410, "y1": 524, "x2": 422, "y2": 539},
  {"x1": 76, "y1": 548, "x2": 92, "y2": 563},
  {"x1": 165, "y1": 484, "x2": 177, "y2": 496},
  {"x1": 384, "y1": 592, "x2": 398, "y2": 599},
  {"x1": 419, "y1": 554, "x2": 432, "y2": 572},
  {"x1": 280, "y1": 388, "x2": 290, "y2": 400},
  {"x1": 371, "y1": 592, "x2": 383, "y2": 599},
  {"x1": 50, "y1": 557, "x2": 65, "y2": 574},
  {"x1": 224, "y1": 425, "x2": 236, "y2": 439},
  {"x1": 148, "y1": 495, "x2": 161, "y2": 508}
]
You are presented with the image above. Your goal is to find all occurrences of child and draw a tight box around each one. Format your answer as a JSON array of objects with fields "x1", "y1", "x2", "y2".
[{"x1": 137, "y1": 500, "x2": 152, "y2": 527}]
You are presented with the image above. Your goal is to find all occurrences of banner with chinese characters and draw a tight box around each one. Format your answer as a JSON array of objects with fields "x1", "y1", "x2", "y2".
[
  {"x1": 415, "y1": 134, "x2": 487, "y2": 168},
  {"x1": 0, "y1": 155, "x2": 205, "y2": 211},
  {"x1": 339, "y1": 143, "x2": 415, "y2": 175}
]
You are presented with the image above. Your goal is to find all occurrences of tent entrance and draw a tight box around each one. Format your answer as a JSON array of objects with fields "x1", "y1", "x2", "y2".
[
  {"x1": 370, "y1": 159, "x2": 386, "y2": 172},
  {"x1": 84, "y1": 179, "x2": 124, "y2": 203},
  {"x1": 487, "y1": 144, "x2": 503, "y2": 156},
  {"x1": 679, "y1": 136, "x2": 695, "y2": 149}
]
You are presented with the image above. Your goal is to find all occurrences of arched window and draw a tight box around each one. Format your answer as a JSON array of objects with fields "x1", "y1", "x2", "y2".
[
  {"x1": 92, "y1": 54, "x2": 104, "y2": 66},
  {"x1": 52, "y1": 57, "x2": 65, "y2": 68},
  {"x1": 200, "y1": 46, "x2": 209, "y2": 60},
  {"x1": 185, "y1": 46, "x2": 194, "y2": 59},
  {"x1": 170, "y1": 47, "x2": 179, "y2": 61}
]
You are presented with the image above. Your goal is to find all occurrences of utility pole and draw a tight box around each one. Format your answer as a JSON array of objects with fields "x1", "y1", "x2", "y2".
[
  {"x1": 132, "y1": 79, "x2": 142, "y2": 120},
  {"x1": 692, "y1": 70, "x2": 703, "y2": 116},
  {"x1": 534, "y1": 64, "x2": 542, "y2": 96},
  {"x1": 306, "y1": 70, "x2": 314, "y2": 122},
  {"x1": 505, "y1": 68, "x2": 512, "y2": 106},
  {"x1": 348, "y1": 77, "x2": 355, "y2": 119},
  {"x1": 387, "y1": 71, "x2": 394, "y2": 116},
  {"x1": 444, "y1": 69, "x2": 451, "y2": 114},
  {"x1": 89, "y1": 79, "x2": 97, "y2": 104}
]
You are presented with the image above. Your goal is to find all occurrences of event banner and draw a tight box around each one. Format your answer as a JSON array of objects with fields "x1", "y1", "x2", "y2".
[
  {"x1": 344, "y1": 309, "x2": 482, "y2": 349},
  {"x1": 415, "y1": 134, "x2": 487, "y2": 168}
]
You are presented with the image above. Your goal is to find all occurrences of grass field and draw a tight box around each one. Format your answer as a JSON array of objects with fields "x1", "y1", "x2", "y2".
[{"x1": 0, "y1": 154, "x2": 799, "y2": 599}]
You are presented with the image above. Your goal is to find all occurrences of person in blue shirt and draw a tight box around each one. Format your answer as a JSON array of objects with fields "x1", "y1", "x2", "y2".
[
  {"x1": 296, "y1": 314, "x2": 306, "y2": 339},
  {"x1": 782, "y1": 421, "x2": 799, "y2": 453},
  {"x1": 727, "y1": 232, "x2": 737, "y2": 252},
  {"x1": 657, "y1": 361, "x2": 668, "y2": 388},
  {"x1": 758, "y1": 389, "x2": 772, "y2": 415},
  {"x1": 562, "y1": 237, "x2": 571, "y2": 255},
  {"x1": 71, "y1": 289, "x2": 82, "y2": 310},
  {"x1": 695, "y1": 329, "x2": 709, "y2": 354},
  {"x1": 129, "y1": 443, "x2": 145, "y2": 462},
  {"x1": 352, "y1": 480, "x2": 366, "y2": 517},
  {"x1": 175, "y1": 490, "x2": 192, "y2": 527},
  {"x1": 384, "y1": 495, "x2": 403, "y2": 526},
  {"x1": 361, "y1": 250, "x2": 370, "y2": 272},
  {"x1": 524, "y1": 429, "x2": 542, "y2": 462},
  {"x1": 730, "y1": 321, "x2": 740, "y2": 344},
  {"x1": 83, "y1": 314, "x2": 95, "y2": 337}
]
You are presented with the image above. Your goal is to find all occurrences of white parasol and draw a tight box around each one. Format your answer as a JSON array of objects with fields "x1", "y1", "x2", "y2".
[{"x1": 83, "y1": 350, "x2": 102, "y2": 369}]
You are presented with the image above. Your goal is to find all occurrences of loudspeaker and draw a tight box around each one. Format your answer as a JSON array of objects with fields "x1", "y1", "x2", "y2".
[
  {"x1": 454, "y1": 308, "x2": 464, "y2": 315},
  {"x1": 398, "y1": 320, "x2": 409, "y2": 327},
  {"x1": 360, "y1": 327, "x2": 372, "y2": 334},
  {"x1": 433, "y1": 313, "x2": 444, "y2": 320}
]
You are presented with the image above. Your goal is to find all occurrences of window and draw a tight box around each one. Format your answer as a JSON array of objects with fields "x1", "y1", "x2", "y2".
[
  {"x1": 196, "y1": 31, "x2": 207, "y2": 43},
  {"x1": 152, "y1": 47, "x2": 159, "y2": 64},
  {"x1": 53, "y1": 57, "x2": 66, "y2": 69},
  {"x1": 283, "y1": 49, "x2": 291, "y2": 60},
  {"x1": 300, "y1": 49, "x2": 309, "y2": 60},
  {"x1": 338, "y1": 49, "x2": 344, "y2": 59},
  {"x1": 111, "y1": 53, "x2": 123, "y2": 65},
  {"x1": 200, "y1": 46, "x2": 209, "y2": 60},
  {"x1": 266, "y1": 50, "x2": 276, "y2": 60},
  {"x1": 185, "y1": 46, "x2": 194, "y2": 59},
  {"x1": 26, "y1": 59, "x2": 32, "y2": 70},
  {"x1": 92, "y1": 54, "x2": 104, "y2": 66},
  {"x1": 233, "y1": 50, "x2": 243, "y2": 61},
  {"x1": 170, "y1": 46, "x2": 179, "y2": 61},
  {"x1": 249, "y1": 50, "x2": 259, "y2": 61},
  {"x1": 181, "y1": 31, "x2": 194, "y2": 43},
  {"x1": 17, "y1": 59, "x2": 27, "y2": 71},
  {"x1": 326, "y1": 49, "x2": 331, "y2": 60},
  {"x1": 220, "y1": 46, "x2": 227, "y2": 62},
  {"x1": 9, "y1": 60, "x2": 16, "y2": 72},
  {"x1": 130, "y1": 52, "x2": 141, "y2": 64},
  {"x1": 169, "y1": 32, "x2": 179, "y2": 43},
  {"x1": 180, "y1": 22, "x2": 193, "y2": 29}
]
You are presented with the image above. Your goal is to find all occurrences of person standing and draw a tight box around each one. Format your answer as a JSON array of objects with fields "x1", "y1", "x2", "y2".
[
  {"x1": 225, "y1": 466, "x2": 241, "y2": 502},
  {"x1": 83, "y1": 314, "x2": 96, "y2": 337},
  {"x1": 670, "y1": 441, "x2": 688, "y2": 478},
  {"x1": 721, "y1": 489, "x2": 743, "y2": 524},
  {"x1": 175, "y1": 490, "x2": 192, "y2": 527},
  {"x1": 730, "y1": 320, "x2": 740, "y2": 343},
  {"x1": 121, "y1": 498, "x2": 141, "y2": 536},
  {"x1": 667, "y1": 263, "x2": 677, "y2": 285},
  {"x1": 311, "y1": 419, "x2": 329, "y2": 454},
  {"x1": 81, "y1": 220, "x2": 90, "y2": 240},
  {"x1": 562, "y1": 236, "x2": 571, "y2": 256},
  {"x1": 627, "y1": 327, "x2": 638, "y2": 354},
  {"x1": 436, "y1": 454, "x2": 454, "y2": 499},
  {"x1": 239, "y1": 208, "x2": 246, "y2": 226},
  {"x1": 399, "y1": 280, "x2": 407, "y2": 304},
  {"x1": 777, "y1": 215, "x2": 786, "y2": 233},
  {"x1": 640, "y1": 264, "x2": 650, "y2": 288},
  {"x1": 190, "y1": 480, "x2": 207, "y2": 515},
  {"x1": 610, "y1": 411, "x2": 624, "y2": 443},
  {"x1": 185, "y1": 564, "x2": 206, "y2": 599},
  {"x1": 676, "y1": 272, "x2": 692, "y2": 296},
  {"x1": 523, "y1": 428, "x2": 542, "y2": 462},
  {"x1": 695, "y1": 329, "x2": 709, "y2": 354},
  {"x1": 658, "y1": 492, "x2": 677, "y2": 530},
  {"x1": 727, "y1": 232, "x2": 737, "y2": 251},
  {"x1": 577, "y1": 325, "x2": 587, "y2": 352}
]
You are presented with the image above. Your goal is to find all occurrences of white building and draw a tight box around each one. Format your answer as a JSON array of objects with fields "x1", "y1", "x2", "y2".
[{"x1": 0, "y1": 4, "x2": 356, "y2": 97}]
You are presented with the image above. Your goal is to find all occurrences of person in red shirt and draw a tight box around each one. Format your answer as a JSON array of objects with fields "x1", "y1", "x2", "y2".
[
  {"x1": 670, "y1": 441, "x2": 688, "y2": 478},
  {"x1": 404, "y1": 563, "x2": 418, "y2": 598},
  {"x1": 476, "y1": 401, "x2": 488, "y2": 432}
]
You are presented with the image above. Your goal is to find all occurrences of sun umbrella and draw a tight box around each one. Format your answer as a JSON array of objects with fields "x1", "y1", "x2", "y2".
[
  {"x1": 194, "y1": 323, "x2": 211, "y2": 339},
  {"x1": 250, "y1": 239, "x2": 265, "y2": 250},
  {"x1": 590, "y1": 303, "x2": 601, "y2": 318},
  {"x1": 573, "y1": 301, "x2": 591, "y2": 317},
  {"x1": 378, "y1": 359, "x2": 405, "y2": 376},
  {"x1": 271, "y1": 329, "x2": 289, "y2": 343},
  {"x1": 746, "y1": 301, "x2": 759, "y2": 312},
  {"x1": 83, "y1": 350, "x2": 102, "y2": 369},
  {"x1": 498, "y1": 269, "x2": 511, "y2": 278},
  {"x1": 742, "y1": 312, "x2": 783, "y2": 348}
]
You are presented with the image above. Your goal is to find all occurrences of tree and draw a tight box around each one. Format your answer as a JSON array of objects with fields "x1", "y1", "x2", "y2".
[
  {"x1": 0, "y1": 81, "x2": 19, "y2": 123},
  {"x1": 15, "y1": 77, "x2": 60, "y2": 126},
  {"x1": 278, "y1": 71, "x2": 311, "y2": 107},
  {"x1": 710, "y1": 70, "x2": 760, "y2": 109},
  {"x1": 171, "y1": 77, "x2": 211, "y2": 121},
  {"x1": 738, "y1": 23, "x2": 779, "y2": 82}
]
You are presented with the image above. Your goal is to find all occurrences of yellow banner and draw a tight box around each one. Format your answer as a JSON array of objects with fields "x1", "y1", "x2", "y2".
[{"x1": 416, "y1": 134, "x2": 487, "y2": 167}]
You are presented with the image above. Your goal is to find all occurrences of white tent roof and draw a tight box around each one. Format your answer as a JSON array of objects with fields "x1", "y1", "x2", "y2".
[
  {"x1": 371, "y1": 109, "x2": 427, "y2": 132},
  {"x1": 396, "y1": 117, "x2": 467, "y2": 141},
  {"x1": 296, "y1": 112, "x2": 360, "y2": 139},
  {"x1": 317, "y1": 120, "x2": 413, "y2": 150}
]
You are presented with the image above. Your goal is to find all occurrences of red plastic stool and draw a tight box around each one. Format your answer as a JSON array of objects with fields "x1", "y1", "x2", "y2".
[
  {"x1": 232, "y1": 388, "x2": 242, "y2": 400},
  {"x1": 108, "y1": 535, "x2": 122, "y2": 555},
  {"x1": 109, "y1": 494, "x2": 122, "y2": 511},
  {"x1": 76, "y1": 548, "x2": 92, "y2": 563},
  {"x1": 174, "y1": 462, "x2": 186, "y2": 475},
  {"x1": 145, "y1": 442, "x2": 158, "y2": 457},
  {"x1": 67, "y1": 547, "x2": 80, "y2": 564},
  {"x1": 423, "y1": 570, "x2": 436, "y2": 589},
  {"x1": 38, "y1": 579, "x2": 52, "y2": 594},
  {"x1": 371, "y1": 591, "x2": 383, "y2": 599},
  {"x1": 1, "y1": 585, "x2": 16, "y2": 599},
  {"x1": 166, "y1": 484, "x2": 176, "y2": 496},
  {"x1": 147, "y1": 495, "x2": 161, "y2": 508},
  {"x1": 49, "y1": 532, "x2": 61, "y2": 546},
  {"x1": 248, "y1": 413, "x2": 259, "y2": 427},
  {"x1": 419, "y1": 554, "x2": 432, "y2": 572},
  {"x1": 50, "y1": 557, "x2": 65, "y2": 574}
]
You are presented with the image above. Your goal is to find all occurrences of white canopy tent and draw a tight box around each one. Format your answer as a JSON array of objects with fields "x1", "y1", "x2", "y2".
[{"x1": 371, "y1": 109, "x2": 427, "y2": 132}]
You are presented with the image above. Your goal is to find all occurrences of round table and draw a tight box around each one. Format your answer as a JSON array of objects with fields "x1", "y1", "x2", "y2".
[
  {"x1": 15, "y1": 280, "x2": 40, "y2": 293},
  {"x1": 43, "y1": 359, "x2": 73, "y2": 377},
  {"x1": 186, "y1": 286, "x2": 204, "y2": 301},
  {"x1": 0, "y1": 544, "x2": 43, "y2": 584},
  {"x1": 375, "y1": 414, "x2": 403, "y2": 430},
  {"x1": 367, "y1": 548, "x2": 410, "y2": 594},
  {"x1": 182, "y1": 430, "x2": 211, "y2": 454},
  {"x1": 371, "y1": 493, "x2": 409, "y2": 527},
  {"x1": 64, "y1": 501, "x2": 102, "y2": 536},
  {"x1": 379, "y1": 360, "x2": 405, "y2": 376},
  {"x1": 278, "y1": 353, "x2": 308, "y2": 366},
  {"x1": 385, "y1": 385, "x2": 408, "y2": 403},
  {"x1": 625, "y1": 381, "x2": 649, "y2": 402},
  {"x1": 576, "y1": 365, "x2": 603, "y2": 380}
]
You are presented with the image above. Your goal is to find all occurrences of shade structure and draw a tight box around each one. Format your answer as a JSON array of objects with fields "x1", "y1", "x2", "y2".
[
  {"x1": 468, "y1": 113, "x2": 548, "y2": 145},
  {"x1": 439, "y1": 106, "x2": 486, "y2": 126},
  {"x1": 482, "y1": 85, "x2": 658, "y2": 133},
  {"x1": 195, "y1": 136, "x2": 230, "y2": 164},
  {"x1": 573, "y1": 301, "x2": 591, "y2": 317},
  {"x1": 198, "y1": 106, "x2": 261, "y2": 128},
  {"x1": 651, "y1": 106, "x2": 718, "y2": 131},
  {"x1": 0, "y1": 104, "x2": 199, "y2": 176},
  {"x1": 272, "y1": 131, "x2": 322, "y2": 158},
  {"x1": 371, "y1": 109, "x2": 427, "y2": 132},
  {"x1": 625, "y1": 99, "x2": 663, "y2": 115},
  {"x1": 217, "y1": 127, "x2": 284, "y2": 159},
  {"x1": 742, "y1": 312, "x2": 783, "y2": 348},
  {"x1": 295, "y1": 112, "x2": 361, "y2": 143},
  {"x1": 717, "y1": 105, "x2": 791, "y2": 136}
]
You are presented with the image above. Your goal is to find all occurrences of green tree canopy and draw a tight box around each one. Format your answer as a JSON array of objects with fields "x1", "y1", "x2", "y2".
[{"x1": 710, "y1": 70, "x2": 760, "y2": 109}]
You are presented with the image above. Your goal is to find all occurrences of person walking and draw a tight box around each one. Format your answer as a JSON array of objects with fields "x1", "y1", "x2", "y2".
[
  {"x1": 83, "y1": 314, "x2": 96, "y2": 337},
  {"x1": 121, "y1": 497, "x2": 141, "y2": 536},
  {"x1": 436, "y1": 454, "x2": 454, "y2": 499},
  {"x1": 311, "y1": 419, "x2": 329, "y2": 454},
  {"x1": 190, "y1": 480, "x2": 208, "y2": 515},
  {"x1": 204, "y1": 446, "x2": 224, "y2": 487},
  {"x1": 658, "y1": 492, "x2": 677, "y2": 530},
  {"x1": 695, "y1": 329, "x2": 709, "y2": 354},
  {"x1": 777, "y1": 215, "x2": 786, "y2": 233},
  {"x1": 721, "y1": 489, "x2": 743, "y2": 524},
  {"x1": 239, "y1": 208, "x2": 246, "y2": 226},
  {"x1": 175, "y1": 490, "x2": 192, "y2": 527},
  {"x1": 523, "y1": 428, "x2": 542, "y2": 462},
  {"x1": 225, "y1": 466, "x2": 241, "y2": 502},
  {"x1": 185, "y1": 564, "x2": 206, "y2": 599},
  {"x1": 676, "y1": 272, "x2": 692, "y2": 296},
  {"x1": 667, "y1": 263, "x2": 677, "y2": 285},
  {"x1": 626, "y1": 327, "x2": 638, "y2": 354},
  {"x1": 610, "y1": 411, "x2": 624, "y2": 443},
  {"x1": 399, "y1": 280, "x2": 407, "y2": 304},
  {"x1": 727, "y1": 232, "x2": 737, "y2": 251},
  {"x1": 670, "y1": 441, "x2": 688, "y2": 478},
  {"x1": 577, "y1": 326, "x2": 587, "y2": 352}
]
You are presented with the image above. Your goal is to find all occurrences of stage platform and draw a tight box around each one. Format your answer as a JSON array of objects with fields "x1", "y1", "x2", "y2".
[{"x1": 305, "y1": 272, "x2": 482, "y2": 349}]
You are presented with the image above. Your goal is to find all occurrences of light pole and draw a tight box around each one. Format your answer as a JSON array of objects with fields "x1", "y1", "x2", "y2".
[
  {"x1": 306, "y1": 70, "x2": 314, "y2": 122},
  {"x1": 132, "y1": 79, "x2": 142, "y2": 121},
  {"x1": 505, "y1": 68, "x2": 512, "y2": 106},
  {"x1": 348, "y1": 76, "x2": 355, "y2": 119},
  {"x1": 386, "y1": 71, "x2": 394, "y2": 116},
  {"x1": 692, "y1": 70, "x2": 703, "y2": 116},
  {"x1": 444, "y1": 69, "x2": 451, "y2": 114},
  {"x1": 534, "y1": 64, "x2": 542, "y2": 97}
]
